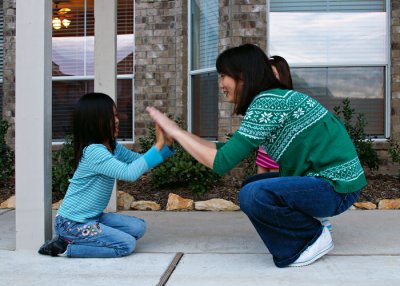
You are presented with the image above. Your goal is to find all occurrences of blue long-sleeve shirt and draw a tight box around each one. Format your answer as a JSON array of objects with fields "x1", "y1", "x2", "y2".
[{"x1": 57, "y1": 143, "x2": 173, "y2": 222}]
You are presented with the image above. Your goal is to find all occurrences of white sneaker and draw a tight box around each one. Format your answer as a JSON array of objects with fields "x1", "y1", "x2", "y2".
[{"x1": 288, "y1": 226, "x2": 334, "y2": 267}]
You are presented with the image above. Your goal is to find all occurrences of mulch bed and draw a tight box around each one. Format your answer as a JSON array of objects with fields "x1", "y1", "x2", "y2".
[{"x1": 1, "y1": 174, "x2": 399, "y2": 209}]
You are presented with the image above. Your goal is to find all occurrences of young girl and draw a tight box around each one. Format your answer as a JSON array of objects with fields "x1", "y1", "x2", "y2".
[
  {"x1": 255, "y1": 55, "x2": 293, "y2": 174},
  {"x1": 146, "y1": 44, "x2": 366, "y2": 268},
  {"x1": 38, "y1": 92, "x2": 173, "y2": 258}
]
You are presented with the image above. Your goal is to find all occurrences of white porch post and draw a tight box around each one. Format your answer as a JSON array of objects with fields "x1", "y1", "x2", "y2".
[
  {"x1": 15, "y1": 0, "x2": 53, "y2": 249},
  {"x1": 94, "y1": 0, "x2": 118, "y2": 212}
]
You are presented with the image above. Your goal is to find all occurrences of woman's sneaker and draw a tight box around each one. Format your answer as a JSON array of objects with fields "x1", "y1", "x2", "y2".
[
  {"x1": 288, "y1": 226, "x2": 334, "y2": 267},
  {"x1": 38, "y1": 235, "x2": 68, "y2": 257}
]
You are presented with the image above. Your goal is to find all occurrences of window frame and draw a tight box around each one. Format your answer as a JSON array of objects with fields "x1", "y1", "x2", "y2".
[
  {"x1": 266, "y1": 0, "x2": 391, "y2": 139},
  {"x1": 188, "y1": 0, "x2": 219, "y2": 137}
]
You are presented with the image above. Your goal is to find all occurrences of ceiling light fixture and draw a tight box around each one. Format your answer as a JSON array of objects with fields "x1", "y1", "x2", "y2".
[{"x1": 52, "y1": 4, "x2": 72, "y2": 30}]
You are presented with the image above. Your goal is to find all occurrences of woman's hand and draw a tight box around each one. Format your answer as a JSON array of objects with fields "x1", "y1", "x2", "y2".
[
  {"x1": 147, "y1": 106, "x2": 217, "y2": 168},
  {"x1": 164, "y1": 133, "x2": 174, "y2": 147},
  {"x1": 146, "y1": 107, "x2": 181, "y2": 139}
]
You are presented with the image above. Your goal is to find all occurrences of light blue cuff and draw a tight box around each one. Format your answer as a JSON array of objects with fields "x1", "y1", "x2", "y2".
[
  {"x1": 142, "y1": 146, "x2": 164, "y2": 169},
  {"x1": 160, "y1": 144, "x2": 174, "y2": 159}
]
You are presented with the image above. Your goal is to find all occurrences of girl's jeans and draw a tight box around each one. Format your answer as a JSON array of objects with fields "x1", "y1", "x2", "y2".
[
  {"x1": 240, "y1": 173, "x2": 360, "y2": 268},
  {"x1": 54, "y1": 212, "x2": 146, "y2": 258}
]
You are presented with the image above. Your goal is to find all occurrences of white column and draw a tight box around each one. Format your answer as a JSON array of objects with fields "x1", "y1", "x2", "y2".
[
  {"x1": 15, "y1": 0, "x2": 53, "y2": 249},
  {"x1": 94, "y1": 0, "x2": 118, "y2": 212}
]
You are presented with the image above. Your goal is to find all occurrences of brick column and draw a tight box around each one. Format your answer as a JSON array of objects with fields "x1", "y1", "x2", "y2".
[
  {"x1": 217, "y1": 0, "x2": 266, "y2": 140},
  {"x1": 2, "y1": 0, "x2": 16, "y2": 150},
  {"x1": 392, "y1": 0, "x2": 400, "y2": 141},
  {"x1": 134, "y1": 0, "x2": 187, "y2": 139}
]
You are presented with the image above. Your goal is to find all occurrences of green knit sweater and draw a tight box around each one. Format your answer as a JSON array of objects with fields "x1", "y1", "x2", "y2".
[{"x1": 213, "y1": 88, "x2": 367, "y2": 194}]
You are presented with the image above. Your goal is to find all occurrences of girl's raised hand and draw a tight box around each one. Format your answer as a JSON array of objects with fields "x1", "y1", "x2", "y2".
[{"x1": 155, "y1": 124, "x2": 165, "y2": 151}]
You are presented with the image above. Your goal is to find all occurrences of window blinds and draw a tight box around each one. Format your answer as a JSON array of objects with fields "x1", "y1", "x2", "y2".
[
  {"x1": 269, "y1": 11, "x2": 387, "y2": 65},
  {"x1": 191, "y1": 0, "x2": 219, "y2": 70},
  {"x1": 270, "y1": 0, "x2": 385, "y2": 12}
]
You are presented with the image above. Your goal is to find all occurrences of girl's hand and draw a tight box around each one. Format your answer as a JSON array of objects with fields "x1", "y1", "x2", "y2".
[
  {"x1": 146, "y1": 107, "x2": 181, "y2": 138},
  {"x1": 165, "y1": 133, "x2": 174, "y2": 147},
  {"x1": 155, "y1": 124, "x2": 165, "y2": 151}
]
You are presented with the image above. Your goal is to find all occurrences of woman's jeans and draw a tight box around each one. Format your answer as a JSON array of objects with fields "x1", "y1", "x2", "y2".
[
  {"x1": 240, "y1": 173, "x2": 360, "y2": 268},
  {"x1": 54, "y1": 212, "x2": 146, "y2": 258}
]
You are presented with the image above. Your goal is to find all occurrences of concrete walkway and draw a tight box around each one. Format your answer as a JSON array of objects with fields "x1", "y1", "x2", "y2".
[{"x1": 0, "y1": 209, "x2": 399, "y2": 286}]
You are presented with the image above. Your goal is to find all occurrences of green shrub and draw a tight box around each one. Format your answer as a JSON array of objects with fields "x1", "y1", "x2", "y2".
[
  {"x1": 0, "y1": 120, "x2": 14, "y2": 187},
  {"x1": 52, "y1": 135, "x2": 74, "y2": 196},
  {"x1": 388, "y1": 139, "x2": 400, "y2": 165},
  {"x1": 333, "y1": 98, "x2": 379, "y2": 171},
  {"x1": 139, "y1": 119, "x2": 220, "y2": 197}
]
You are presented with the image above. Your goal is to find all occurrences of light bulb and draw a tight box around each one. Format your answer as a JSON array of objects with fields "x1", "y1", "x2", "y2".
[
  {"x1": 52, "y1": 17, "x2": 62, "y2": 30},
  {"x1": 62, "y1": 18, "x2": 71, "y2": 28}
]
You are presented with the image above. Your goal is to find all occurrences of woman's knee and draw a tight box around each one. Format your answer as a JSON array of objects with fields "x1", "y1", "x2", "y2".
[
  {"x1": 239, "y1": 182, "x2": 277, "y2": 218},
  {"x1": 239, "y1": 185, "x2": 256, "y2": 215}
]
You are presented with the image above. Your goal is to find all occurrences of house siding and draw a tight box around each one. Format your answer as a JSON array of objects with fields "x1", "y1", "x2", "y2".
[{"x1": 1, "y1": 0, "x2": 398, "y2": 174}]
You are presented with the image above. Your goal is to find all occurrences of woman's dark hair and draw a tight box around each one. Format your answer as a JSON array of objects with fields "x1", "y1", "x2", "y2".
[
  {"x1": 216, "y1": 44, "x2": 286, "y2": 115},
  {"x1": 269, "y1": 55, "x2": 293, "y2": 89},
  {"x1": 73, "y1": 92, "x2": 116, "y2": 169}
]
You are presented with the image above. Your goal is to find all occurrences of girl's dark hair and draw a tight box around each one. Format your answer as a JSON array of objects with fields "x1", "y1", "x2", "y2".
[
  {"x1": 216, "y1": 44, "x2": 286, "y2": 115},
  {"x1": 269, "y1": 55, "x2": 293, "y2": 89},
  {"x1": 73, "y1": 92, "x2": 116, "y2": 169}
]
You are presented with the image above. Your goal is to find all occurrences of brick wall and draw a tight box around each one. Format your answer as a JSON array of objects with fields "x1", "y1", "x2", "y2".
[
  {"x1": 2, "y1": 0, "x2": 16, "y2": 149},
  {"x1": 134, "y1": 0, "x2": 187, "y2": 139}
]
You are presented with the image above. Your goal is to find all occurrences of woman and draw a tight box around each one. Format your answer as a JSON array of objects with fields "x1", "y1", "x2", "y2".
[{"x1": 147, "y1": 44, "x2": 367, "y2": 268}]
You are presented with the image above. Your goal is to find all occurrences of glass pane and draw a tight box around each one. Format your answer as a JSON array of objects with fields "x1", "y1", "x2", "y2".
[
  {"x1": 116, "y1": 79, "x2": 133, "y2": 140},
  {"x1": 270, "y1": 0, "x2": 385, "y2": 12},
  {"x1": 191, "y1": 72, "x2": 219, "y2": 139},
  {"x1": 269, "y1": 12, "x2": 387, "y2": 65},
  {"x1": 52, "y1": 0, "x2": 95, "y2": 76},
  {"x1": 52, "y1": 80, "x2": 94, "y2": 140},
  {"x1": 0, "y1": 5, "x2": 3, "y2": 79},
  {"x1": 0, "y1": 82, "x2": 3, "y2": 118},
  {"x1": 292, "y1": 67, "x2": 385, "y2": 136},
  {"x1": 117, "y1": 0, "x2": 134, "y2": 75},
  {"x1": 52, "y1": 79, "x2": 133, "y2": 140},
  {"x1": 191, "y1": 0, "x2": 219, "y2": 70},
  {"x1": 52, "y1": 0, "x2": 134, "y2": 76}
]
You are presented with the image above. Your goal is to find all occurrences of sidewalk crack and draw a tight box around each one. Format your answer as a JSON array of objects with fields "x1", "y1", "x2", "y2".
[{"x1": 157, "y1": 252, "x2": 184, "y2": 286}]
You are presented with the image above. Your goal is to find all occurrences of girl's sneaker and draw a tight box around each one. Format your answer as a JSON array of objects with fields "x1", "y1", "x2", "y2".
[{"x1": 38, "y1": 235, "x2": 68, "y2": 257}]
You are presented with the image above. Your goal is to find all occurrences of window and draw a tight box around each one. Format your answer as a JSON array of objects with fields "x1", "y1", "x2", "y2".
[
  {"x1": 52, "y1": 0, "x2": 134, "y2": 141},
  {"x1": 189, "y1": 0, "x2": 219, "y2": 139},
  {"x1": 269, "y1": 0, "x2": 389, "y2": 137},
  {"x1": 0, "y1": 5, "x2": 3, "y2": 118}
]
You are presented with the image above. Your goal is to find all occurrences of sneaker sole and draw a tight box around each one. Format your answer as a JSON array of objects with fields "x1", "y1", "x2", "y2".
[{"x1": 288, "y1": 242, "x2": 334, "y2": 267}]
